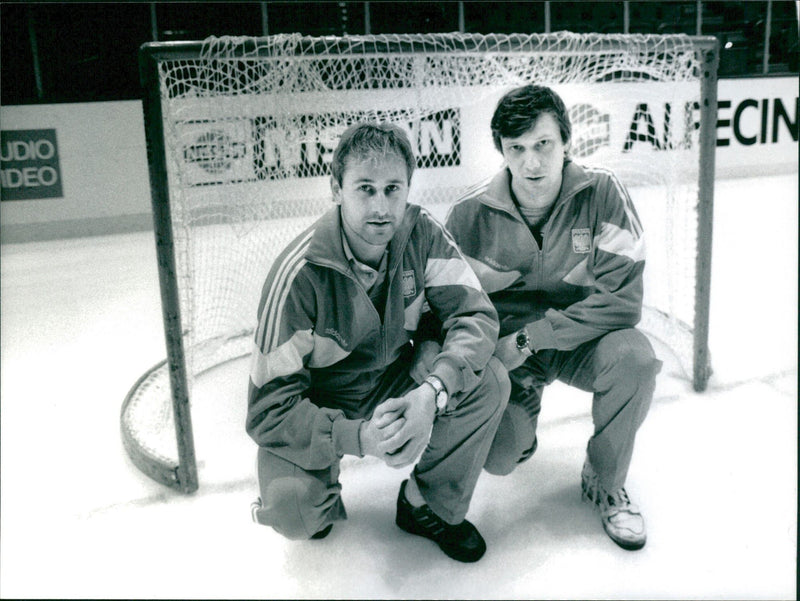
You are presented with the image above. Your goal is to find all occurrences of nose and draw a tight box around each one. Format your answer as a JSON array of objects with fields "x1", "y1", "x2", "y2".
[
  {"x1": 370, "y1": 191, "x2": 391, "y2": 214},
  {"x1": 523, "y1": 151, "x2": 541, "y2": 171}
]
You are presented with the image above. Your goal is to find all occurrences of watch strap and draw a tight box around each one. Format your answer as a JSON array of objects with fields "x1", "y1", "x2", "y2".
[{"x1": 424, "y1": 375, "x2": 448, "y2": 414}]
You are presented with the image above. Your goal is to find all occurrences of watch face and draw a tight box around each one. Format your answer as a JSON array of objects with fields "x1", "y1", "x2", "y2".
[
  {"x1": 436, "y1": 390, "x2": 448, "y2": 412},
  {"x1": 516, "y1": 331, "x2": 528, "y2": 349}
]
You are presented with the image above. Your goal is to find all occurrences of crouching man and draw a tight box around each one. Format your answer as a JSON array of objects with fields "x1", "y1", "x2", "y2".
[
  {"x1": 423, "y1": 85, "x2": 661, "y2": 551},
  {"x1": 247, "y1": 122, "x2": 510, "y2": 562}
]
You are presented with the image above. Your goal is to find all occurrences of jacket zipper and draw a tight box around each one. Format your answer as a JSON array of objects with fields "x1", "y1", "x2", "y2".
[
  {"x1": 507, "y1": 203, "x2": 544, "y2": 289},
  {"x1": 307, "y1": 212, "x2": 415, "y2": 366}
]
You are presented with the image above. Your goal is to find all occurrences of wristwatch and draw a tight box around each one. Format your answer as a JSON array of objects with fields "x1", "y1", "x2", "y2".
[
  {"x1": 423, "y1": 375, "x2": 449, "y2": 415},
  {"x1": 515, "y1": 328, "x2": 533, "y2": 356}
]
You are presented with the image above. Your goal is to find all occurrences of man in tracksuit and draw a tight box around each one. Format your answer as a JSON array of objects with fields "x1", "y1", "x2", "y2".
[
  {"x1": 247, "y1": 123, "x2": 510, "y2": 562},
  {"x1": 441, "y1": 85, "x2": 662, "y2": 550}
]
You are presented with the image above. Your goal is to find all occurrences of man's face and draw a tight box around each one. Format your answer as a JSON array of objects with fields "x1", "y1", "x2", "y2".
[
  {"x1": 500, "y1": 111, "x2": 570, "y2": 208},
  {"x1": 332, "y1": 153, "x2": 410, "y2": 252}
]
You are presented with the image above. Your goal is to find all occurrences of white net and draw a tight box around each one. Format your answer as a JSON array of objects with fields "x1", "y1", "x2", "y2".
[{"x1": 125, "y1": 32, "x2": 713, "y2": 472}]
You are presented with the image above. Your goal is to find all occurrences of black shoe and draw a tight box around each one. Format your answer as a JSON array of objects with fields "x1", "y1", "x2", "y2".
[
  {"x1": 310, "y1": 523, "x2": 333, "y2": 540},
  {"x1": 395, "y1": 479, "x2": 486, "y2": 562}
]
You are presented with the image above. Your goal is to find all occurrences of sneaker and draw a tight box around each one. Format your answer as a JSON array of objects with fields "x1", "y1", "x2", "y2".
[
  {"x1": 251, "y1": 496, "x2": 333, "y2": 539},
  {"x1": 395, "y1": 479, "x2": 486, "y2": 562},
  {"x1": 581, "y1": 460, "x2": 647, "y2": 551}
]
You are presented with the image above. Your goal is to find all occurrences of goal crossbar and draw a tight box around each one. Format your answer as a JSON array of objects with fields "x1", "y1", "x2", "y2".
[{"x1": 140, "y1": 33, "x2": 719, "y2": 58}]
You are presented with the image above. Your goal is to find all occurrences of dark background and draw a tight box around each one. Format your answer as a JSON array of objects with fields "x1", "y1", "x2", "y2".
[{"x1": 1, "y1": 1, "x2": 798, "y2": 105}]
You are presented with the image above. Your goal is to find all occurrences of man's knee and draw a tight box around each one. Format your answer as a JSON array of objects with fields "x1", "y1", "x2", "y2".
[
  {"x1": 455, "y1": 355, "x2": 511, "y2": 422},
  {"x1": 593, "y1": 330, "x2": 661, "y2": 427},
  {"x1": 481, "y1": 355, "x2": 511, "y2": 415},
  {"x1": 601, "y1": 329, "x2": 662, "y2": 385},
  {"x1": 483, "y1": 401, "x2": 538, "y2": 475},
  {"x1": 258, "y1": 476, "x2": 332, "y2": 540}
]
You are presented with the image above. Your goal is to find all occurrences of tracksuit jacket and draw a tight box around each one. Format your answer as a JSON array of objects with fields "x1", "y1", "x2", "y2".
[
  {"x1": 445, "y1": 160, "x2": 646, "y2": 350},
  {"x1": 246, "y1": 204, "x2": 499, "y2": 471}
]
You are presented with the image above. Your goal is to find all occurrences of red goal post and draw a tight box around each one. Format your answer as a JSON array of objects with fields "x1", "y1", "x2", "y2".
[{"x1": 124, "y1": 32, "x2": 719, "y2": 492}]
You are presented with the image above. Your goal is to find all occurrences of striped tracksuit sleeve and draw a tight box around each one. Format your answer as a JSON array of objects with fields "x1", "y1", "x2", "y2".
[
  {"x1": 421, "y1": 212, "x2": 500, "y2": 397},
  {"x1": 245, "y1": 241, "x2": 362, "y2": 471},
  {"x1": 528, "y1": 173, "x2": 646, "y2": 352}
]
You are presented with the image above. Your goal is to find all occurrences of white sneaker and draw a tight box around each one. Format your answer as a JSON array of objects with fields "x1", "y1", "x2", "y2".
[{"x1": 581, "y1": 460, "x2": 646, "y2": 550}]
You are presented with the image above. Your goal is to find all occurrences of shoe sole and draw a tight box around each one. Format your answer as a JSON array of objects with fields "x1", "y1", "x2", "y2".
[{"x1": 603, "y1": 524, "x2": 647, "y2": 551}]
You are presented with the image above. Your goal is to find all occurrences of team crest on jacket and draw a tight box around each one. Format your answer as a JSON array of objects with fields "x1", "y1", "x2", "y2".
[
  {"x1": 571, "y1": 228, "x2": 592, "y2": 253},
  {"x1": 402, "y1": 270, "x2": 417, "y2": 297}
]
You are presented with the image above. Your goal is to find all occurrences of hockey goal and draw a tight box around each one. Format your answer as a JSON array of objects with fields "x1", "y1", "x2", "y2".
[{"x1": 123, "y1": 32, "x2": 719, "y2": 492}]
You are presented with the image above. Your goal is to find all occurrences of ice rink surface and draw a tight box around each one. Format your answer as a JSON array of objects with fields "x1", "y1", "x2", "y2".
[{"x1": 1, "y1": 172, "x2": 797, "y2": 599}]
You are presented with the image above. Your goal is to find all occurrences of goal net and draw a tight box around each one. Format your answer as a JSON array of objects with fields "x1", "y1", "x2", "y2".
[{"x1": 123, "y1": 32, "x2": 719, "y2": 492}]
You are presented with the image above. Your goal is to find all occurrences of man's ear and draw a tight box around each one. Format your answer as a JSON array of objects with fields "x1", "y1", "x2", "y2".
[
  {"x1": 564, "y1": 138, "x2": 572, "y2": 158},
  {"x1": 330, "y1": 176, "x2": 342, "y2": 204}
]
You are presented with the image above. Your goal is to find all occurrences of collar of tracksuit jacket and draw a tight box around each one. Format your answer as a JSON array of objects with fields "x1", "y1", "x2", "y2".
[
  {"x1": 475, "y1": 160, "x2": 594, "y2": 222},
  {"x1": 303, "y1": 203, "x2": 421, "y2": 282}
]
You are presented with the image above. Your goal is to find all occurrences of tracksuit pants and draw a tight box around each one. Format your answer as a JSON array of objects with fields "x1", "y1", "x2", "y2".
[
  {"x1": 254, "y1": 355, "x2": 510, "y2": 540},
  {"x1": 484, "y1": 328, "x2": 661, "y2": 493}
]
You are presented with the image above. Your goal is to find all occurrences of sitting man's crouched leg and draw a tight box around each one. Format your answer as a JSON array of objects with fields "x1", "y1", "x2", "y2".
[
  {"x1": 484, "y1": 377, "x2": 544, "y2": 476},
  {"x1": 252, "y1": 447, "x2": 346, "y2": 540},
  {"x1": 412, "y1": 356, "x2": 510, "y2": 526},
  {"x1": 402, "y1": 356, "x2": 510, "y2": 562}
]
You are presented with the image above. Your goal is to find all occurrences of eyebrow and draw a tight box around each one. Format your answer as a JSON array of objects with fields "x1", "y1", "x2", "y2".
[
  {"x1": 352, "y1": 177, "x2": 405, "y2": 184},
  {"x1": 505, "y1": 135, "x2": 554, "y2": 144}
]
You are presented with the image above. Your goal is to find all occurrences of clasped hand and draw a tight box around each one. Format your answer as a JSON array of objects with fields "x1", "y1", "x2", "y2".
[{"x1": 360, "y1": 385, "x2": 436, "y2": 468}]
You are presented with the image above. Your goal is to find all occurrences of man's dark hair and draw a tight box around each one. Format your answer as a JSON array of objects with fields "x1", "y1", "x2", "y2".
[
  {"x1": 330, "y1": 122, "x2": 416, "y2": 185},
  {"x1": 490, "y1": 84, "x2": 572, "y2": 152}
]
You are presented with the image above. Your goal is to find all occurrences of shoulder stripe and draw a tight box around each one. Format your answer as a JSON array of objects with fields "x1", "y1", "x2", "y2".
[
  {"x1": 256, "y1": 230, "x2": 314, "y2": 351},
  {"x1": 267, "y1": 256, "x2": 309, "y2": 350},
  {"x1": 584, "y1": 166, "x2": 643, "y2": 238},
  {"x1": 419, "y1": 206, "x2": 469, "y2": 260},
  {"x1": 418, "y1": 207, "x2": 483, "y2": 291},
  {"x1": 444, "y1": 177, "x2": 492, "y2": 224}
]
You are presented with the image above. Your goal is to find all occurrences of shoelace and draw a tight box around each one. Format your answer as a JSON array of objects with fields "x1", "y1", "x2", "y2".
[
  {"x1": 605, "y1": 488, "x2": 631, "y2": 508},
  {"x1": 585, "y1": 473, "x2": 638, "y2": 514},
  {"x1": 601, "y1": 488, "x2": 643, "y2": 520}
]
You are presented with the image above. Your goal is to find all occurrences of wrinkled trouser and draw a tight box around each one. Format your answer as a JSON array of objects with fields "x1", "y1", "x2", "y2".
[
  {"x1": 484, "y1": 328, "x2": 661, "y2": 492},
  {"x1": 253, "y1": 356, "x2": 510, "y2": 540}
]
